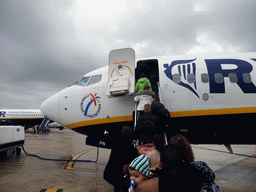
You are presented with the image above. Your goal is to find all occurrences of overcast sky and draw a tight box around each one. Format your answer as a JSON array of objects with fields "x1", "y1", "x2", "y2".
[{"x1": 1, "y1": 0, "x2": 256, "y2": 109}]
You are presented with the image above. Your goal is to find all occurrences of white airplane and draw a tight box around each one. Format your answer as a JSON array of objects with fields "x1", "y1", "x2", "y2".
[
  {"x1": 0, "y1": 109, "x2": 65, "y2": 130},
  {"x1": 47, "y1": 122, "x2": 65, "y2": 130},
  {"x1": 0, "y1": 109, "x2": 44, "y2": 129},
  {"x1": 40, "y1": 48, "x2": 256, "y2": 149}
]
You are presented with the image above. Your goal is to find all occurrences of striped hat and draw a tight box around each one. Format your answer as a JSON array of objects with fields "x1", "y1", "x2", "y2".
[{"x1": 129, "y1": 154, "x2": 153, "y2": 177}]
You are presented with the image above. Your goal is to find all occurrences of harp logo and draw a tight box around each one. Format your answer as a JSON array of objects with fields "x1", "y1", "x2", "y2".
[{"x1": 164, "y1": 59, "x2": 199, "y2": 98}]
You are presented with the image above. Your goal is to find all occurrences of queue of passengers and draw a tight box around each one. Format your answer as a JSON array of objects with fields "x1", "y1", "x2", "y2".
[
  {"x1": 103, "y1": 75, "x2": 221, "y2": 191},
  {"x1": 103, "y1": 126, "x2": 221, "y2": 192}
]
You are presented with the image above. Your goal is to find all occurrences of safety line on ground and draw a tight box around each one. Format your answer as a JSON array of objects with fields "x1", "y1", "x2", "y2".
[
  {"x1": 66, "y1": 167, "x2": 104, "y2": 172},
  {"x1": 66, "y1": 147, "x2": 96, "y2": 170},
  {"x1": 40, "y1": 189, "x2": 63, "y2": 192},
  {"x1": 0, "y1": 162, "x2": 28, "y2": 166},
  {"x1": 192, "y1": 145, "x2": 255, "y2": 158}
]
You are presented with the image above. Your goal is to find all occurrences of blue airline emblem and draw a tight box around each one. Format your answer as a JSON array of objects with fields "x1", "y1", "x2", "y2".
[{"x1": 164, "y1": 59, "x2": 199, "y2": 98}]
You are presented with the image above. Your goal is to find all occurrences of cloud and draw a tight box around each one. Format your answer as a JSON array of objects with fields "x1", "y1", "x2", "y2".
[
  {"x1": 187, "y1": 30, "x2": 241, "y2": 54},
  {"x1": 1, "y1": 0, "x2": 256, "y2": 109}
]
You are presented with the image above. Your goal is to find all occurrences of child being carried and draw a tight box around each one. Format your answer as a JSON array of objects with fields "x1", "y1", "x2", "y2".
[{"x1": 128, "y1": 154, "x2": 154, "y2": 192}]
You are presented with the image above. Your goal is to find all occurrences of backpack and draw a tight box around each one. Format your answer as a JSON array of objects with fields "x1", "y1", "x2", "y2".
[
  {"x1": 156, "y1": 107, "x2": 171, "y2": 126},
  {"x1": 136, "y1": 113, "x2": 158, "y2": 137},
  {"x1": 152, "y1": 102, "x2": 171, "y2": 121},
  {"x1": 157, "y1": 107, "x2": 170, "y2": 119},
  {"x1": 140, "y1": 119, "x2": 156, "y2": 129}
]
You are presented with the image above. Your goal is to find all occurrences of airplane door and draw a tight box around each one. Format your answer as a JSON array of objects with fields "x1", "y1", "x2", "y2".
[{"x1": 106, "y1": 48, "x2": 135, "y2": 96}]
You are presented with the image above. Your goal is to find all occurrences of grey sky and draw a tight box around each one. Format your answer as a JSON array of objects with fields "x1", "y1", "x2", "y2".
[{"x1": 1, "y1": 0, "x2": 256, "y2": 109}]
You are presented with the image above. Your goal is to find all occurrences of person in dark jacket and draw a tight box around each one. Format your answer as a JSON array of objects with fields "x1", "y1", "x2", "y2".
[
  {"x1": 134, "y1": 144, "x2": 204, "y2": 192},
  {"x1": 135, "y1": 104, "x2": 158, "y2": 139},
  {"x1": 150, "y1": 95, "x2": 168, "y2": 117},
  {"x1": 169, "y1": 134, "x2": 222, "y2": 192},
  {"x1": 158, "y1": 144, "x2": 204, "y2": 192},
  {"x1": 150, "y1": 95, "x2": 171, "y2": 134},
  {"x1": 103, "y1": 126, "x2": 138, "y2": 192}
]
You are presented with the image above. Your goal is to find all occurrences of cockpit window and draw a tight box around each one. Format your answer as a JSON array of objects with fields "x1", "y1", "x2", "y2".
[
  {"x1": 77, "y1": 76, "x2": 90, "y2": 86},
  {"x1": 87, "y1": 75, "x2": 102, "y2": 86}
]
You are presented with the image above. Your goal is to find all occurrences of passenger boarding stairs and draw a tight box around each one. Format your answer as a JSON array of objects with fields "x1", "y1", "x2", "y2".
[
  {"x1": 134, "y1": 82, "x2": 168, "y2": 145},
  {"x1": 38, "y1": 117, "x2": 50, "y2": 132}
]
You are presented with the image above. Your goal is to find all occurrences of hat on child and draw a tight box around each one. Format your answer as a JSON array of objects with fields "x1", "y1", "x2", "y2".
[{"x1": 129, "y1": 154, "x2": 153, "y2": 177}]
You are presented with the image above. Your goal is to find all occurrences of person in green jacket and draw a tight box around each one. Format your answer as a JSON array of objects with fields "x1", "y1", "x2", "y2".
[{"x1": 135, "y1": 77, "x2": 152, "y2": 92}]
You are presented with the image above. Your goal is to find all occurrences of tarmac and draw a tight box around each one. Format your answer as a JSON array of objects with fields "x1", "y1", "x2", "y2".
[{"x1": 0, "y1": 128, "x2": 255, "y2": 192}]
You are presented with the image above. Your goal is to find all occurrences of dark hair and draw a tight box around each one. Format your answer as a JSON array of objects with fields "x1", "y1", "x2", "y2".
[
  {"x1": 151, "y1": 94, "x2": 160, "y2": 102},
  {"x1": 140, "y1": 134, "x2": 152, "y2": 144},
  {"x1": 152, "y1": 134, "x2": 165, "y2": 151},
  {"x1": 169, "y1": 134, "x2": 194, "y2": 163},
  {"x1": 160, "y1": 144, "x2": 185, "y2": 168},
  {"x1": 144, "y1": 104, "x2": 151, "y2": 112},
  {"x1": 159, "y1": 144, "x2": 204, "y2": 192},
  {"x1": 144, "y1": 84, "x2": 150, "y2": 90},
  {"x1": 121, "y1": 126, "x2": 134, "y2": 141}
]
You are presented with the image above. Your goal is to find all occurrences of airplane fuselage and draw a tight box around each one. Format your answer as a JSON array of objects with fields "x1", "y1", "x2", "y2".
[
  {"x1": 0, "y1": 109, "x2": 44, "y2": 129},
  {"x1": 41, "y1": 50, "x2": 256, "y2": 144}
]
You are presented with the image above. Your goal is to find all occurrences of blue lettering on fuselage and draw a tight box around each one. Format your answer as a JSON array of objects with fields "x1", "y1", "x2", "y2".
[
  {"x1": 164, "y1": 58, "x2": 256, "y2": 97},
  {"x1": 0, "y1": 111, "x2": 6, "y2": 117},
  {"x1": 205, "y1": 59, "x2": 256, "y2": 93}
]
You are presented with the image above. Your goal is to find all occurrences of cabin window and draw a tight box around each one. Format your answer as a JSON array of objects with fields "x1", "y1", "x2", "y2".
[
  {"x1": 173, "y1": 74, "x2": 181, "y2": 84},
  {"x1": 229, "y1": 73, "x2": 238, "y2": 83},
  {"x1": 243, "y1": 73, "x2": 252, "y2": 83},
  {"x1": 87, "y1": 75, "x2": 102, "y2": 86},
  {"x1": 187, "y1": 73, "x2": 195, "y2": 84},
  {"x1": 201, "y1": 73, "x2": 209, "y2": 83},
  {"x1": 215, "y1": 73, "x2": 223, "y2": 84},
  {"x1": 77, "y1": 76, "x2": 91, "y2": 86}
]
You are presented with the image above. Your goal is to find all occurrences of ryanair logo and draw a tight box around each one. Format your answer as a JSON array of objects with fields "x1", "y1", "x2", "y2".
[
  {"x1": 164, "y1": 59, "x2": 199, "y2": 98},
  {"x1": 164, "y1": 58, "x2": 256, "y2": 98}
]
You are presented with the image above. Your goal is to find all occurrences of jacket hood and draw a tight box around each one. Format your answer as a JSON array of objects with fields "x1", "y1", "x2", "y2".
[
  {"x1": 138, "y1": 143, "x2": 155, "y2": 155},
  {"x1": 136, "y1": 90, "x2": 155, "y2": 96},
  {"x1": 138, "y1": 77, "x2": 148, "y2": 83}
]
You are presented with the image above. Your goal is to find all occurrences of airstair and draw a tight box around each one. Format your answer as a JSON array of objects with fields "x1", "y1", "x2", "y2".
[
  {"x1": 38, "y1": 117, "x2": 51, "y2": 132},
  {"x1": 134, "y1": 82, "x2": 168, "y2": 145}
]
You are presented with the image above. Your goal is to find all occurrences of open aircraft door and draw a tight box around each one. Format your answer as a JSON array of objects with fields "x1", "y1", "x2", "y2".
[{"x1": 106, "y1": 48, "x2": 135, "y2": 96}]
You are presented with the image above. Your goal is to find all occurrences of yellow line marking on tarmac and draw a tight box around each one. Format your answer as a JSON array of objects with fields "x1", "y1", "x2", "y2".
[
  {"x1": 0, "y1": 162, "x2": 28, "y2": 166},
  {"x1": 68, "y1": 168, "x2": 103, "y2": 172},
  {"x1": 66, "y1": 148, "x2": 96, "y2": 170}
]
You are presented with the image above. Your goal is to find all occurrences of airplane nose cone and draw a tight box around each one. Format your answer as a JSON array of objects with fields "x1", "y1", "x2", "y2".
[{"x1": 40, "y1": 93, "x2": 60, "y2": 123}]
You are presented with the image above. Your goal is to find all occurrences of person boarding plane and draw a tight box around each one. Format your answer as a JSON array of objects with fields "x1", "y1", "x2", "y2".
[{"x1": 40, "y1": 48, "x2": 256, "y2": 151}]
